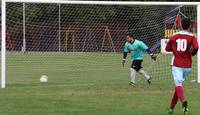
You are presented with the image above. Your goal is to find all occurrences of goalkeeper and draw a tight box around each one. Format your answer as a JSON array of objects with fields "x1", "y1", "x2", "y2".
[{"x1": 122, "y1": 32, "x2": 157, "y2": 85}]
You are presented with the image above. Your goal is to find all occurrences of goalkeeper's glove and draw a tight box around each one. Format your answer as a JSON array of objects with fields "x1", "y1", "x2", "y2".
[
  {"x1": 150, "y1": 54, "x2": 157, "y2": 61},
  {"x1": 122, "y1": 59, "x2": 126, "y2": 67}
]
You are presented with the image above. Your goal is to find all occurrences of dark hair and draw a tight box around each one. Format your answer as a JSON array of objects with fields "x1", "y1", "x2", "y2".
[
  {"x1": 181, "y1": 18, "x2": 191, "y2": 30},
  {"x1": 127, "y1": 31, "x2": 134, "y2": 38}
]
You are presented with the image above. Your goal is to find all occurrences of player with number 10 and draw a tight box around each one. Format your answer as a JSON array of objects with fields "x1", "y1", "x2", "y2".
[{"x1": 166, "y1": 18, "x2": 199, "y2": 115}]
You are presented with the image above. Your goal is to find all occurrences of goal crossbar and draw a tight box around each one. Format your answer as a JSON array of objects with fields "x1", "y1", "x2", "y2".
[{"x1": 2, "y1": 0, "x2": 200, "y2": 5}]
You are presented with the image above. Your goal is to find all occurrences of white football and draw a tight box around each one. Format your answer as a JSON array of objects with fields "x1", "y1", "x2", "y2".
[{"x1": 40, "y1": 75, "x2": 48, "y2": 83}]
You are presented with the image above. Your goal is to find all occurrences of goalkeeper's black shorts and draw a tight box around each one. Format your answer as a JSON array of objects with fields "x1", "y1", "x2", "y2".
[{"x1": 131, "y1": 60, "x2": 143, "y2": 71}]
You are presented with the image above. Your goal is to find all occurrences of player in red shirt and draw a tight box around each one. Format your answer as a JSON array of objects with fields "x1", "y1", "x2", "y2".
[{"x1": 166, "y1": 18, "x2": 199, "y2": 115}]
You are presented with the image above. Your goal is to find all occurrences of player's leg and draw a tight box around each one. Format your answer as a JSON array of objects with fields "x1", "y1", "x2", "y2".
[
  {"x1": 129, "y1": 61, "x2": 136, "y2": 85},
  {"x1": 169, "y1": 89, "x2": 178, "y2": 114},
  {"x1": 169, "y1": 66, "x2": 184, "y2": 113},
  {"x1": 182, "y1": 101, "x2": 188, "y2": 115},
  {"x1": 181, "y1": 68, "x2": 191, "y2": 115},
  {"x1": 175, "y1": 84, "x2": 188, "y2": 115},
  {"x1": 134, "y1": 60, "x2": 151, "y2": 84},
  {"x1": 138, "y1": 68, "x2": 151, "y2": 84},
  {"x1": 172, "y1": 66, "x2": 185, "y2": 102},
  {"x1": 171, "y1": 66, "x2": 191, "y2": 115},
  {"x1": 129, "y1": 68, "x2": 136, "y2": 85}
]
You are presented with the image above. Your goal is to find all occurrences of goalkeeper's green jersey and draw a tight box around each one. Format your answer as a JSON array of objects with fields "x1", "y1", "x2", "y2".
[{"x1": 124, "y1": 40, "x2": 149, "y2": 61}]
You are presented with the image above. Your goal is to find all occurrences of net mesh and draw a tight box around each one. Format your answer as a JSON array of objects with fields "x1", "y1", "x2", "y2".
[{"x1": 1, "y1": 3, "x2": 197, "y2": 85}]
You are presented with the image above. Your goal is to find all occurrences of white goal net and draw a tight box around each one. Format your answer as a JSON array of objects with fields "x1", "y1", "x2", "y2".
[{"x1": 1, "y1": 1, "x2": 200, "y2": 87}]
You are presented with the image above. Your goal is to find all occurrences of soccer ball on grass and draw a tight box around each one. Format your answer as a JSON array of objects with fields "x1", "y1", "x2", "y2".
[{"x1": 40, "y1": 75, "x2": 48, "y2": 83}]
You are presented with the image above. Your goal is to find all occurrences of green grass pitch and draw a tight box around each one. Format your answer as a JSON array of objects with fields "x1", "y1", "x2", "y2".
[{"x1": 0, "y1": 52, "x2": 199, "y2": 115}]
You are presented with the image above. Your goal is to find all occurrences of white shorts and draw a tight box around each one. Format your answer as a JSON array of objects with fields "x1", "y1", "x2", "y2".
[{"x1": 172, "y1": 66, "x2": 191, "y2": 85}]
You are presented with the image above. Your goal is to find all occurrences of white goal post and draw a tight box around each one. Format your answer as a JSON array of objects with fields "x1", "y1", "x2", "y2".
[{"x1": 1, "y1": 0, "x2": 200, "y2": 88}]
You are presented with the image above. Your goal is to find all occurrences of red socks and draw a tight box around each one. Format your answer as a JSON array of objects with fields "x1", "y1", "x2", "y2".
[
  {"x1": 176, "y1": 86, "x2": 185, "y2": 102},
  {"x1": 170, "y1": 90, "x2": 178, "y2": 109},
  {"x1": 170, "y1": 86, "x2": 185, "y2": 109}
]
